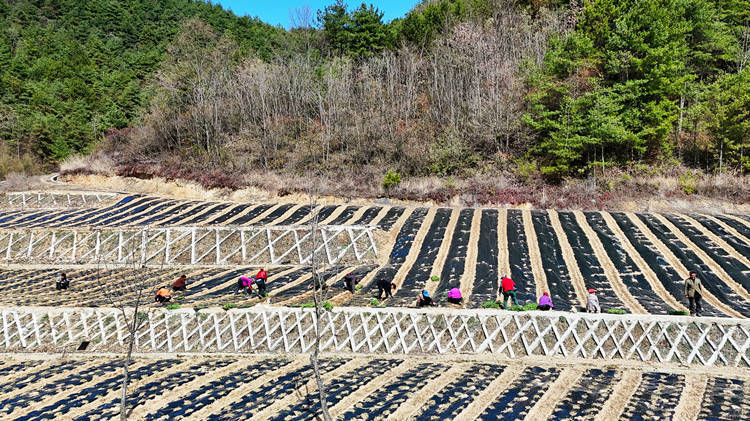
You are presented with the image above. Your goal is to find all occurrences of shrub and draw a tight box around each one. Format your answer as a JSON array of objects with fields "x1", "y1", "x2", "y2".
[
  {"x1": 507, "y1": 305, "x2": 524, "y2": 311},
  {"x1": 668, "y1": 310, "x2": 688, "y2": 316},
  {"x1": 194, "y1": 305, "x2": 207, "y2": 312},
  {"x1": 175, "y1": 296, "x2": 184, "y2": 301},
  {"x1": 322, "y1": 301, "x2": 334, "y2": 311},
  {"x1": 300, "y1": 302, "x2": 315, "y2": 308},
  {"x1": 522, "y1": 302, "x2": 538, "y2": 311},
  {"x1": 679, "y1": 170, "x2": 698, "y2": 195},
  {"x1": 382, "y1": 170, "x2": 402, "y2": 191},
  {"x1": 481, "y1": 300, "x2": 500, "y2": 308},
  {"x1": 166, "y1": 304, "x2": 180, "y2": 310},
  {"x1": 607, "y1": 309, "x2": 627, "y2": 314},
  {"x1": 222, "y1": 303, "x2": 237, "y2": 311},
  {"x1": 430, "y1": 275, "x2": 440, "y2": 282},
  {"x1": 355, "y1": 285, "x2": 362, "y2": 291},
  {"x1": 369, "y1": 299, "x2": 380, "y2": 306}
]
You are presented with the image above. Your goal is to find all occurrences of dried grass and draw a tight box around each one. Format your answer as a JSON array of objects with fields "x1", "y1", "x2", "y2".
[{"x1": 59, "y1": 152, "x2": 116, "y2": 176}]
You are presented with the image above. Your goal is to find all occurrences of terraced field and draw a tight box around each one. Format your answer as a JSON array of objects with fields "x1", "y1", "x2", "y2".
[
  {"x1": 2, "y1": 187, "x2": 750, "y2": 419},
  {"x1": 2, "y1": 192, "x2": 750, "y2": 317},
  {"x1": 0, "y1": 355, "x2": 746, "y2": 420}
]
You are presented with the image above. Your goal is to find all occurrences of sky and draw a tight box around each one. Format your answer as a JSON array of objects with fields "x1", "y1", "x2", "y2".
[{"x1": 214, "y1": 1, "x2": 419, "y2": 28}]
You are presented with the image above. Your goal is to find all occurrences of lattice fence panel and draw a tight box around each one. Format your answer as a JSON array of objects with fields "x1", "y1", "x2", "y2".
[
  {"x1": 0, "y1": 192, "x2": 118, "y2": 208},
  {"x1": 2, "y1": 307, "x2": 748, "y2": 367},
  {"x1": 0, "y1": 225, "x2": 378, "y2": 266}
]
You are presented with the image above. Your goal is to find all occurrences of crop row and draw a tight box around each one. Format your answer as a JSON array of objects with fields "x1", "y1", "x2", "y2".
[{"x1": 0, "y1": 356, "x2": 745, "y2": 420}]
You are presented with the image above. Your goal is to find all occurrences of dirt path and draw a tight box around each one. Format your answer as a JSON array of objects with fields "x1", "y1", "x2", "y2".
[
  {"x1": 703, "y1": 214, "x2": 750, "y2": 247},
  {"x1": 574, "y1": 211, "x2": 647, "y2": 314},
  {"x1": 186, "y1": 358, "x2": 306, "y2": 420},
  {"x1": 424, "y1": 208, "x2": 459, "y2": 295},
  {"x1": 496, "y1": 209, "x2": 510, "y2": 302},
  {"x1": 523, "y1": 368, "x2": 583, "y2": 420},
  {"x1": 672, "y1": 374, "x2": 707, "y2": 421},
  {"x1": 385, "y1": 364, "x2": 466, "y2": 420},
  {"x1": 127, "y1": 359, "x2": 250, "y2": 420},
  {"x1": 64, "y1": 359, "x2": 195, "y2": 420},
  {"x1": 600, "y1": 211, "x2": 686, "y2": 312},
  {"x1": 250, "y1": 358, "x2": 367, "y2": 420},
  {"x1": 625, "y1": 212, "x2": 742, "y2": 318},
  {"x1": 319, "y1": 205, "x2": 349, "y2": 225},
  {"x1": 547, "y1": 210, "x2": 587, "y2": 307},
  {"x1": 594, "y1": 370, "x2": 641, "y2": 421},
  {"x1": 328, "y1": 359, "x2": 416, "y2": 418},
  {"x1": 392, "y1": 208, "x2": 437, "y2": 291},
  {"x1": 454, "y1": 363, "x2": 525, "y2": 420},
  {"x1": 369, "y1": 206, "x2": 394, "y2": 227},
  {"x1": 653, "y1": 213, "x2": 750, "y2": 302},
  {"x1": 275, "y1": 265, "x2": 355, "y2": 306},
  {"x1": 523, "y1": 209, "x2": 549, "y2": 299},
  {"x1": 723, "y1": 214, "x2": 750, "y2": 231},
  {"x1": 459, "y1": 209, "x2": 482, "y2": 304},
  {"x1": 681, "y1": 214, "x2": 750, "y2": 273}
]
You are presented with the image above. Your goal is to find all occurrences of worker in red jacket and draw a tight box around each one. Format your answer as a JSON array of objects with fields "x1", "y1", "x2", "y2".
[
  {"x1": 254, "y1": 268, "x2": 268, "y2": 297},
  {"x1": 500, "y1": 275, "x2": 520, "y2": 309}
]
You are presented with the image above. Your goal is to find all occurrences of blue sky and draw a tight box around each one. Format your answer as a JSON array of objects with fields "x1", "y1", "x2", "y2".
[{"x1": 214, "y1": 1, "x2": 419, "y2": 28}]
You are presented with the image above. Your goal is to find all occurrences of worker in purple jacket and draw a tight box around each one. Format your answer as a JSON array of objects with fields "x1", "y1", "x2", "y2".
[{"x1": 538, "y1": 291, "x2": 554, "y2": 311}]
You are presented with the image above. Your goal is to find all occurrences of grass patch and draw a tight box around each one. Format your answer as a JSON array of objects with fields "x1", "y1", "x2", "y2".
[
  {"x1": 481, "y1": 300, "x2": 500, "y2": 309},
  {"x1": 300, "y1": 301, "x2": 334, "y2": 311},
  {"x1": 507, "y1": 305, "x2": 525, "y2": 311},
  {"x1": 668, "y1": 310, "x2": 689, "y2": 316},
  {"x1": 523, "y1": 302, "x2": 538, "y2": 311},
  {"x1": 175, "y1": 296, "x2": 184, "y2": 301},
  {"x1": 222, "y1": 303, "x2": 237, "y2": 311},
  {"x1": 369, "y1": 299, "x2": 380, "y2": 306},
  {"x1": 607, "y1": 309, "x2": 627, "y2": 314},
  {"x1": 194, "y1": 305, "x2": 207, "y2": 312},
  {"x1": 166, "y1": 304, "x2": 180, "y2": 310},
  {"x1": 430, "y1": 275, "x2": 440, "y2": 282},
  {"x1": 355, "y1": 285, "x2": 362, "y2": 291}
]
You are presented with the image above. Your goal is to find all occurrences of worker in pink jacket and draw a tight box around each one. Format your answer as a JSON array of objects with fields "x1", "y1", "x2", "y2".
[{"x1": 538, "y1": 291, "x2": 554, "y2": 311}]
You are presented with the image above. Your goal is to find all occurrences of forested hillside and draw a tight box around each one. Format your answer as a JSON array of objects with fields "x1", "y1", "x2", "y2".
[
  {"x1": 2, "y1": 0, "x2": 750, "y2": 202},
  {"x1": 0, "y1": 0, "x2": 284, "y2": 172}
]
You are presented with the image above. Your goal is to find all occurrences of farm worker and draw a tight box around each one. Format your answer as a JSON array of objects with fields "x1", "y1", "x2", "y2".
[
  {"x1": 55, "y1": 273, "x2": 69, "y2": 290},
  {"x1": 447, "y1": 288, "x2": 463, "y2": 305},
  {"x1": 255, "y1": 268, "x2": 268, "y2": 283},
  {"x1": 376, "y1": 278, "x2": 392, "y2": 299},
  {"x1": 586, "y1": 289, "x2": 600, "y2": 313},
  {"x1": 172, "y1": 275, "x2": 187, "y2": 291},
  {"x1": 155, "y1": 287, "x2": 172, "y2": 303},
  {"x1": 684, "y1": 271, "x2": 704, "y2": 316},
  {"x1": 343, "y1": 272, "x2": 356, "y2": 293},
  {"x1": 254, "y1": 276, "x2": 267, "y2": 297},
  {"x1": 416, "y1": 290, "x2": 436, "y2": 308},
  {"x1": 236, "y1": 276, "x2": 254, "y2": 294},
  {"x1": 500, "y1": 275, "x2": 520, "y2": 309},
  {"x1": 538, "y1": 292, "x2": 553, "y2": 311}
]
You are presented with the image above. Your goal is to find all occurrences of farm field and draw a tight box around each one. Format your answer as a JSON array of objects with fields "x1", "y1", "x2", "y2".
[
  {"x1": 1, "y1": 186, "x2": 750, "y2": 419},
  {"x1": 0, "y1": 354, "x2": 746, "y2": 420},
  {"x1": 1, "y1": 190, "x2": 750, "y2": 317}
]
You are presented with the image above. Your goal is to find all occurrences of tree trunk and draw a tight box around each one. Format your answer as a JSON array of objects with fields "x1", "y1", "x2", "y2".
[{"x1": 120, "y1": 336, "x2": 134, "y2": 421}]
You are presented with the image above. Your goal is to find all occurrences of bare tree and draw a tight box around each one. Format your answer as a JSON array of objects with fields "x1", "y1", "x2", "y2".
[
  {"x1": 305, "y1": 182, "x2": 334, "y2": 421},
  {"x1": 96, "y1": 231, "x2": 166, "y2": 421}
]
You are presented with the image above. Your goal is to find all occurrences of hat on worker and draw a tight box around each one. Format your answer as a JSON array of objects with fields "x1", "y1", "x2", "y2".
[
  {"x1": 588, "y1": 288, "x2": 596, "y2": 293},
  {"x1": 422, "y1": 290, "x2": 430, "y2": 297},
  {"x1": 543, "y1": 291, "x2": 549, "y2": 296}
]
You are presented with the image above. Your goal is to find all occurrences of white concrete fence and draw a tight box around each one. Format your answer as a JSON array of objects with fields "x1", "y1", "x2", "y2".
[
  {"x1": 0, "y1": 225, "x2": 378, "y2": 266},
  {"x1": 0, "y1": 192, "x2": 117, "y2": 208},
  {"x1": 2, "y1": 306, "x2": 748, "y2": 367}
]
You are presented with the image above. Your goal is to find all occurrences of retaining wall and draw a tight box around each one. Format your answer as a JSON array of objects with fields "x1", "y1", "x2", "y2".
[{"x1": 2, "y1": 306, "x2": 748, "y2": 368}]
